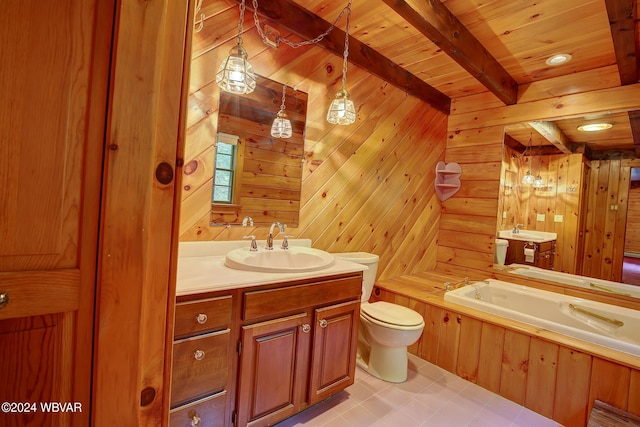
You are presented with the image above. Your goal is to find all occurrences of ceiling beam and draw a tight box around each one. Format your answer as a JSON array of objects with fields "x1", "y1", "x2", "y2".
[
  {"x1": 630, "y1": 110, "x2": 640, "y2": 157},
  {"x1": 528, "y1": 121, "x2": 573, "y2": 154},
  {"x1": 604, "y1": 0, "x2": 638, "y2": 84},
  {"x1": 240, "y1": 0, "x2": 451, "y2": 114},
  {"x1": 381, "y1": 0, "x2": 518, "y2": 105}
]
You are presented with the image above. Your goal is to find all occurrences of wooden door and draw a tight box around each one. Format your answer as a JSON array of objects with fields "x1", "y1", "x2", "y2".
[
  {"x1": 309, "y1": 300, "x2": 360, "y2": 405},
  {"x1": 236, "y1": 313, "x2": 311, "y2": 427},
  {"x1": 0, "y1": 1, "x2": 113, "y2": 426}
]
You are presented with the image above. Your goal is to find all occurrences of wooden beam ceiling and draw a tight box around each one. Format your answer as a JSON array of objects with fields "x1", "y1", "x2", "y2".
[
  {"x1": 528, "y1": 121, "x2": 573, "y2": 155},
  {"x1": 630, "y1": 110, "x2": 640, "y2": 157},
  {"x1": 381, "y1": 0, "x2": 518, "y2": 105},
  {"x1": 605, "y1": 0, "x2": 638, "y2": 85},
  {"x1": 241, "y1": 0, "x2": 451, "y2": 114}
]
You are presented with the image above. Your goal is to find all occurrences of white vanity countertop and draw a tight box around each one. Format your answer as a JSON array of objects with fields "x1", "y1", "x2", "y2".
[{"x1": 176, "y1": 240, "x2": 367, "y2": 296}]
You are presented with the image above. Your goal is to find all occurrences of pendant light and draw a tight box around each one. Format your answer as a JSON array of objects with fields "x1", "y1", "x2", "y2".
[
  {"x1": 216, "y1": 0, "x2": 256, "y2": 95},
  {"x1": 271, "y1": 84, "x2": 293, "y2": 139},
  {"x1": 522, "y1": 133, "x2": 535, "y2": 185},
  {"x1": 326, "y1": 0, "x2": 356, "y2": 125}
]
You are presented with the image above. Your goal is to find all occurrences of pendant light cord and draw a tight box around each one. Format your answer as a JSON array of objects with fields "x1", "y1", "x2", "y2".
[
  {"x1": 341, "y1": 2, "x2": 351, "y2": 91},
  {"x1": 237, "y1": 0, "x2": 246, "y2": 46},
  {"x1": 279, "y1": 84, "x2": 287, "y2": 111}
]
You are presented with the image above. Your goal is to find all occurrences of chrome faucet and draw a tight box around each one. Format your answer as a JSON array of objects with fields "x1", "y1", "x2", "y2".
[
  {"x1": 266, "y1": 222, "x2": 285, "y2": 250},
  {"x1": 444, "y1": 277, "x2": 469, "y2": 291},
  {"x1": 512, "y1": 223, "x2": 524, "y2": 234}
]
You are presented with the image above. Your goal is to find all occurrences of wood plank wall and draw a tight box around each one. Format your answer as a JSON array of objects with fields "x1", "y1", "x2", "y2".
[
  {"x1": 439, "y1": 67, "x2": 640, "y2": 281},
  {"x1": 626, "y1": 183, "x2": 640, "y2": 254},
  {"x1": 179, "y1": 0, "x2": 448, "y2": 280},
  {"x1": 500, "y1": 146, "x2": 587, "y2": 274},
  {"x1": 581, "y1": 159, "x2": 640, "y2": 281}
]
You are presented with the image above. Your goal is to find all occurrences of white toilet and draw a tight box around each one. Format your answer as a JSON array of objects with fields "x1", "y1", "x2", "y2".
[
  {"x1": 332, "y1": 252, "x2": 425, "y2": 383},
  {"x1": 495, "y1": 238, "x2": 509, "y2": 265}
]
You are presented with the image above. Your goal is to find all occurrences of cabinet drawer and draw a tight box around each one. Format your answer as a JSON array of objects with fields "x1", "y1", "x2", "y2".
[
  {"x1": 175, "y1": 295, "x2": 232, "y2": 338},
  {"x1": 171, "y1": 330, "x2": 230, "y2": 407},
  {"x1": 538, "y1": 241, "x2": 554, "y2": 252},
  {"x1": 243, "y1": 275, "x2": 362, "y2": 321},
  {"x1": 169, "y1": 391, "x2": 226, "y2": 427}
]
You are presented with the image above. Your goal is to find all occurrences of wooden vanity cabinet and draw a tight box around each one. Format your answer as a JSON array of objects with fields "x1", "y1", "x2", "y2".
[
  {"x1": 504, "y1": 238, "x2": 556, "y2": 270},
  {"x1": 170, "y1": 272, "x2": 362, "y2": 427},
  {"x1": 170, "y1": 293, "x2": 236, "y2": 427},
  {"x1": 236, "y1": 274, "x2": 362, "y2": 427}
]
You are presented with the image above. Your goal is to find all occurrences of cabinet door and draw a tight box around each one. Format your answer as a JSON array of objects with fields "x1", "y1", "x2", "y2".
[
  {"x1": 237, "y1": 313, "x2": 311, "y2": 427},
  {"x1": 0, "y1": 1, "x2": 112, "y2": 426},
  {"x1": 309, "y1": 300, "x2": 360, "y2": 405}
]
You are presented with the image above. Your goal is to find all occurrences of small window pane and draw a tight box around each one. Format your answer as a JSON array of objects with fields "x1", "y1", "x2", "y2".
[
  {"x1": 213, "y1": 186, "x2": 231, "y2": 202},
  {"x1": 217, "y1": 142, "x2": 234, "y2": 155},
  {"x1": 215, "y1": 170, "x2": 231, "y2": 186},
  {"x1": 216, "y1": 154, "x2": 232, "y2": 170}
]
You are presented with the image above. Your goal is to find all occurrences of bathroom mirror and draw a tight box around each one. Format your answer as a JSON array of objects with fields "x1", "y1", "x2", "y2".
[
  {"x1": 496, "y1": 116, "x2": 640, "y2": 298},
  {"x1": 212, "y1": 75, "x2": 307, "y2": 226}
]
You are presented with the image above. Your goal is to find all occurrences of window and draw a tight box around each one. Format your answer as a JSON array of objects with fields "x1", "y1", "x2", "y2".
[{"x1": 212, "y1": 133, "x2": 238, "y2": 204}]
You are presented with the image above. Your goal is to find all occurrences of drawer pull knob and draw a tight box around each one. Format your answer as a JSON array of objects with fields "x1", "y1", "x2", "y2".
[
  {"x1": 301, "y1": 324, "x2": 311, "y2": 333},
  {"x1": 0, "y1": 292, "x2": 8, "y2": 309},
  {"x1": 193, "y1": 349, "x2": 206, "y2": 361},
  {"x1": 190, "y1": 414, "x2": 201, "y2": 426},
  {"x1": 195, "y1": 313, "x2": 208, "y2": 324},
  {"x1": 319, "y1": 319, "x2": 328, "y2": 328}
]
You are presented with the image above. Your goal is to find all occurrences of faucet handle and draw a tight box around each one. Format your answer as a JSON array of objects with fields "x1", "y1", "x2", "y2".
[
  {"x1": 281, "y1": 234, "x2": 292, "y2": 250},
  {"x1": 243, "y1": 235, "x2": 258, "y2": 251}
]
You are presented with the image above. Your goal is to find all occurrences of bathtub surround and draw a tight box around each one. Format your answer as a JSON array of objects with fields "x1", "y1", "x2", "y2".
[{"x1": 371, "y1": 271, "x2": 640, "y2": 427}]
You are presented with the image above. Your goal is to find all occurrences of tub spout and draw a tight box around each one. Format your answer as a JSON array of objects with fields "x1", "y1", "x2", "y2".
[{"x1": 444, "y1": 277, "x2": 469, "y2": 291}]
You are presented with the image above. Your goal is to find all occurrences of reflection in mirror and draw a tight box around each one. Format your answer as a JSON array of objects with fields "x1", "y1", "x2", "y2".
[
  {"x1": 497, "y1": 119, "x2": 640, "y2": 299},
  {"x1": 211, "y1": 75, "x2": 307, "y2": 226}
]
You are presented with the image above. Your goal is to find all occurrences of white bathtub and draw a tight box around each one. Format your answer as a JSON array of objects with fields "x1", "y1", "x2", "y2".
[
  {"x1": 444, "y1": 279, "x2": 640, "y2": 357},
  {"x1": 506, "y1": 264, "x2": 640, "y2": 299}
]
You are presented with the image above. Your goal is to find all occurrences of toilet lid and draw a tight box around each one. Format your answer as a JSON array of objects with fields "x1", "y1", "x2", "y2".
[{"x1": 361, "y1": 302, "x2": 424, "y2": 327}]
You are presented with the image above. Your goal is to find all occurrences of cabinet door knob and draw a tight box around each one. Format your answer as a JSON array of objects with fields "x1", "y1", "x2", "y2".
[
  {"x1": 193, "y1": 349, "x2": 206, "y2": 361},
  {"x1": 0, "y1": 292, "x2": 8, "y2": 309},
  {"x1": 301, "y1": 324, "x2": 311, "y2": 333},
  {"x1": 190, "y1": 414, "x2": 201, "y2": 427},
  {"x1": 319, "y1": 319, "x2": 328, "y2": 328},
  {"x1": 195, "y1": 313, "x2": 208, "y2": 324}
]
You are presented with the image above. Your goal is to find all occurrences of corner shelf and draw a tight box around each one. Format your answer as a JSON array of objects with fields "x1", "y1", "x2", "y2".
[{"x1": 435, "y1": 161, "x2": 462, "y2": 201}]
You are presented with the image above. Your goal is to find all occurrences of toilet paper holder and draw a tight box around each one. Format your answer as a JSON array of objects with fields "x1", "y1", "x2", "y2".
[{"x1": 524, "y1": 242, "x2": 537, "y2": 251}]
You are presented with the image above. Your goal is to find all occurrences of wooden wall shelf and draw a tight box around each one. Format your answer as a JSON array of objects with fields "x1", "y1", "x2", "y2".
[{"x1": 435, "y1": 161, "x2": 462, "y2": 201}]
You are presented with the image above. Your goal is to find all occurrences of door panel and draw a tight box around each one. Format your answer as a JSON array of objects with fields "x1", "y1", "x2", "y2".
[{"x1": 0, "y1": 0, "x2": 113, "y2": 425}]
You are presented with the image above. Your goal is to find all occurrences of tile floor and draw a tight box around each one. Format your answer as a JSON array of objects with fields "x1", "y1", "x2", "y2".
[{"x1": 275, "y1": 354, "x2": 561, "y2": 427}]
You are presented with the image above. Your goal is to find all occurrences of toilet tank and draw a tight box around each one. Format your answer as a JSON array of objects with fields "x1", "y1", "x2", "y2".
[{"x1": 332, "y1": 252, "x2": 379, "y2": 302}]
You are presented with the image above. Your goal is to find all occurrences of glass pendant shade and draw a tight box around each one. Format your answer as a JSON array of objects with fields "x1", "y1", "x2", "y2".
[
  {"x1": 326, "y1": 89, "x2": 356, "y2": 125},
  {"x1": 216, "y1": 44, "x2": 256, "y2": 95},
  {"x1": 522, "y1": 170, "x2": 535, "y2": 185},
  {"x1": 271, "y1": 110, "x2": 293, "y2": 139},
  {"x1": 533, "y1": 175, "x2": 545, "y2": 188}
]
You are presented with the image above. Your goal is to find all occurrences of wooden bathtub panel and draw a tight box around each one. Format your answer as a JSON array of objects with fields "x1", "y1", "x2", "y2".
[
  {"x1": 629, "y1": 369, "x2": 640, "y2": 416},
  {"x1": 421, "y1": 305, "x2": 443, "y2": 365},
  {"x1": 554, "y1": 348, "x2": 592, "y2": 427},
  {"x1": 525, "y1": 338, "x2": 559, "y2": 419},
  {"x1": 589, "y1": 358, "x2": 631, "y2": 414},
  {"x1": 477, "y1": 323, "x2": 505, "y2": 394},
  {"x1": 456, "y1": 316, "x2": 482, "y2": 383},
  {"x1": 407, "y1": 299, "x2": 426, "y2": 357},
  {"x1": 499, "y1": 330, "x2": 530, "y2": 405},
  {"x1": 437, "y1": 311, "x2": 462, "y2": 373}
]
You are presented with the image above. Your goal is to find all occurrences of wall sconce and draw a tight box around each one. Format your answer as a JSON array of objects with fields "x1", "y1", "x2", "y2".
[
  {"x1": 271, "y1": 84, "x2": 293, "y2": 139},
  {"x1": 216, "y1": 0, "x2": 256, "y2": 95}
]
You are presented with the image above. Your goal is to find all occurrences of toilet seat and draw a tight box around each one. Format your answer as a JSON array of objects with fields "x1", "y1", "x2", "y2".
[{"x1": 361, "y1": 302, "x2": 424, "y2": 328}]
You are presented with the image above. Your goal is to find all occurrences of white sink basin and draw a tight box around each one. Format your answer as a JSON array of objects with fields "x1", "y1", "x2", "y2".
[
  {"x1": 224, "y1": 246, "x2": 335, "y2": 273},
  {"x1": 498, "y1": 229, "x2": 557, "y2": 243}
]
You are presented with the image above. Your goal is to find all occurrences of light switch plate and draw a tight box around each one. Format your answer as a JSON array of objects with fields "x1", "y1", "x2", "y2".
[
  {"x1": 554, "y1": 215, "x2": 563, "y2": 223},
  {"x1": 536, "y1": 213, "x2": 546, "y2": 222}
]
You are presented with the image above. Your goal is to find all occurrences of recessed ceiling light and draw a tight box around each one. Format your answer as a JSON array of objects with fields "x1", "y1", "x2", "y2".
[
  {"x1": 545, "y1": 54, "x2": 572, "y2": 66},
  {"x1": 577, "y1": 123, "x2": 613, "y2": 132}
]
